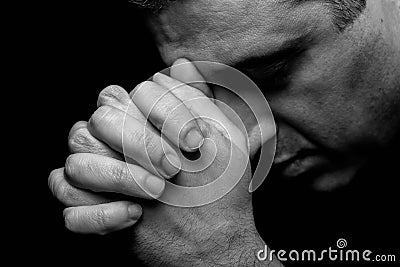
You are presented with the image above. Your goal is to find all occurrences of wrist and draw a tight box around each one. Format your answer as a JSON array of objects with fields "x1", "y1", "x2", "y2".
[
  {"x1": 225, "y1": 226, "x2": 283, "y2": 266},
  {"x1": 193, "y1": 221, "x2": 282, "y2": 267}
]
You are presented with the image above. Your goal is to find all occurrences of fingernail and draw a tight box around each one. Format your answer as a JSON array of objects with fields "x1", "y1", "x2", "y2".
[
  {"x1": 145, "y1": 175, "x2": 165, "y2": 197},
  {"x1": 128, "y1": 204, "x2": 142, "y2": 220},
  {"x1": 185, "y1": 129, "x2": 204, "y2": 150},
  {"x1": 98, "y1": 85, "x2": 130, "y2": 107},
  {"x1": 173, "y1": 58, "x2": 190, "y2": 66},
  {"x1": 162, "y1": 153, "x2": 181, "y2": 178}
]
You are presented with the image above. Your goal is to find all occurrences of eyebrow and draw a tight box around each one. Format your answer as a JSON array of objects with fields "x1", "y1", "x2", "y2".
[{"x1": 232, "y1": 35, "x2": 310, "y2": 80}]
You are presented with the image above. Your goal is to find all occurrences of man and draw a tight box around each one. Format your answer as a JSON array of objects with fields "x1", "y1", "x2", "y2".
[{"x1": 48, "y1": 0, "x2": 399, "y2": 265}]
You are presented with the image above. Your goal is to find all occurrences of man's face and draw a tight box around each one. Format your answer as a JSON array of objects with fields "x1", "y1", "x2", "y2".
[{"x1": 145, "y1": 0, "x2": 400, "y2": 190}]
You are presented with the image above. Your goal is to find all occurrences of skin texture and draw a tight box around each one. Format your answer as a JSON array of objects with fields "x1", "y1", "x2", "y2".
[
  {"x1": 146, "y1": 0, "x2": 400, "y2": 190},
  {"x1": 50, "y1": 64, "x2": 282, "y2": 266},
  {"x1": 48, "y1": 0, "x2": 399, "y2": 265}
]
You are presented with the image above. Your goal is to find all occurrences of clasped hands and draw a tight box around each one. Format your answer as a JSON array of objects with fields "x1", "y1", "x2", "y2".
[{"x1": 48, "y1": 58, "x2": 277, "y2": 266}]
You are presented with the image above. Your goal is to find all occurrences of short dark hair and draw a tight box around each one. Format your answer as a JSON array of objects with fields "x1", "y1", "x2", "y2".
[
  {"x1": 131, "y1": 0, "x2": 366, "y2": 31},
  {"x1": 130, "y1": 0, "x2": 173, "y2": 10},
  {"x1": 323, "y1": 0, "x2": 366, "y2": 31}
]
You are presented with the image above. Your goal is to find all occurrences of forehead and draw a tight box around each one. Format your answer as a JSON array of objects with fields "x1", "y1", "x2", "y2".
[{"x1": 146, "y1": 0, "x2": 334, "y2": 65}]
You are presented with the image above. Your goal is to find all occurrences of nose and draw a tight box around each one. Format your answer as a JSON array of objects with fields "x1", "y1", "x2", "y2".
[{"x1": 274, "y1": 120, "x2": 318, "y2": 164}]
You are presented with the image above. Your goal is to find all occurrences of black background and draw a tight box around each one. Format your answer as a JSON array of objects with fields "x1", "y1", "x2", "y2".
[
  {"x1": 21, "y1": 1, "x2": 165, "y2": 264},
  {"x1": 15, "y1": 1, "x2": 399, "y2": 266}
]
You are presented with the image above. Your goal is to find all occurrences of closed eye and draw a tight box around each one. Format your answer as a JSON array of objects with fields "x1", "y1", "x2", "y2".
[
  {"x1": 232, "y1": 35, "x2": 310, "y2": 90},
  {"x1": 240, "y1": 53, "x2": 300, "y2": 90}
]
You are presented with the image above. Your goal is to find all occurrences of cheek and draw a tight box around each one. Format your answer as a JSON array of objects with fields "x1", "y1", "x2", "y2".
[
  {"x1": 269, "y1": 43, "x2": 395, "y2": 156},
  {"x1": 271, "y1": 83, "x2": 367, "y2": 154}
]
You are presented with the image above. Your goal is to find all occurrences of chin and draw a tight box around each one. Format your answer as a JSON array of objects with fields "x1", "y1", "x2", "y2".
[
  {"x1": 268, "y1": 161, "x2": 364, "y2": 195},
  {"x1": 310, "y1": 166, "x2": 360, "y2": 191}
]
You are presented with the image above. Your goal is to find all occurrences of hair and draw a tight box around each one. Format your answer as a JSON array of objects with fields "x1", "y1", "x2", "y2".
[
  {"x1": 130, "y1": 0, "x2": 174, "y2": 10},
  {"x1": 131, "y1": 0, "x2": 366, "y2": 31},
  {"x1": 322, "y1": 0, "x2": 367, "y2": 31}
]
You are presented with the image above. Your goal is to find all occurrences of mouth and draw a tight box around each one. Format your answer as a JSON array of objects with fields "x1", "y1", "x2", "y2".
[{"x1": 273, "y1": 149, "x2": 330, "y2": 178}]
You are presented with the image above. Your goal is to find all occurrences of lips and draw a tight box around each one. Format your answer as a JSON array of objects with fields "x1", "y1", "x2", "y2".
[
  {"x1": 274, "y1": 150, "x2": 330, "y2": 177},
  {"x1": 273, "y1": 121, "x2": 329, "y2": 178}
]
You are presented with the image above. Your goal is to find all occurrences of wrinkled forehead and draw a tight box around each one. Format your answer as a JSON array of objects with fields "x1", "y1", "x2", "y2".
[{"x1": 145, "y1": 0, "x2": 332, "y2": 65}]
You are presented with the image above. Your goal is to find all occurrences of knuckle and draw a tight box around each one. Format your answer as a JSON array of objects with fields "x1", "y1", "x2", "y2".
[
  {"x1": 54, "y1": 177, "x2": 68, "y2": 201},
  {"x1": 63, "y1": 207, "x2": 112, "y2": 235},
  {"x1": 68, "y1": 127, "x2": 90, "y2": 152},
  {"x1": 48, "y1": 169, "x2": 62, "y2": 196},
  {"x1": 63, "y1": 208, "x2": 76, "y2": 232},
  {"x1": 89, "y1": 105, "x2": 115, "y2": 131},
  {"x1": 109, "y1": 163, "x2": 131, "y2": 189},
  {"x1": 127, "y1": 128, "x2": 157, "y2": 155},
  {"x1": 69, "y1": 121, "x2": 87, "y2": 136},
  {"x1": 64, "y1": 154, "x2": 79, "y2": 178},
  {"x1": 69, "y1": 127, "x2": 119, "y2": 157},
  {"x1": 159, "y1": 97, "x2": 175, "y2": 113},
  {"x1": 93, "y1": 207, "x2": 111, "y2": 233},
  {"x1": 132, "y1": 81, "x2": 154, "y2": 98},
  {"x1": 52, "y1": 176, "x2": 79, "y2": 205},
  {"x1": 67, "y1": 139, "x2": 80, "y2": 154},
  {"x1": 142, "y1": 131, "x2": 160, "y2": 157}
]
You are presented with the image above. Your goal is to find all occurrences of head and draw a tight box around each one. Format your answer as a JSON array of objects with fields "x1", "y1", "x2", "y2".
[{"x1": 134, "y1": 0, "x2": 400, "y2": 191}]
